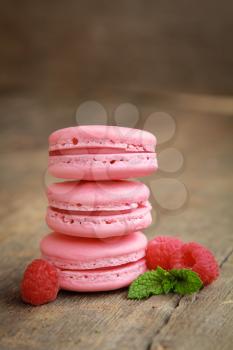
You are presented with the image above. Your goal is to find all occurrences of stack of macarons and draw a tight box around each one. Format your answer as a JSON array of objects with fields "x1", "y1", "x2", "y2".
[{"x1": 40, "y1": 125, "x2": 157, "y2": 292}]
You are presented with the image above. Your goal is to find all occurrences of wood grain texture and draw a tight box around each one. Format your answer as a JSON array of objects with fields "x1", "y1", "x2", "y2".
[
  {"x1": 149, "y1": 251, "x2": 233, "y2": 350},
  {"x1": 0, "y1": 98, "x2": 233, "y2": 350}
]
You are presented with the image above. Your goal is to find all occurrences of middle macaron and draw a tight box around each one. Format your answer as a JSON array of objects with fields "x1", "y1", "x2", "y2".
[{"x1": 46, "y1": 180, "x2": 152, "y2": 238}]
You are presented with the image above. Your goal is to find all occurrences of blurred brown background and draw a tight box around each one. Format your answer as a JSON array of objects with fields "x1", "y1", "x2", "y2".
[
  {"x1": 0, "y1": 2, "x2": 233, "y2": 350},
  {"x1": 1, "y1": 0, "x2": 233, "y2": 97}
]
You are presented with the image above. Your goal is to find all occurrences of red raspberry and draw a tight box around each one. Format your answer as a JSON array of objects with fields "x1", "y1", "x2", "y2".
[
  {"x1": 20, "y1": 259, "x2": 59, "y2": 306},
  {"x1": 146, "y1": 236, "x2": 184, "y2": 270},
  {"x1": 170, "y1": 242, "x2": 219, "y2": 285}
]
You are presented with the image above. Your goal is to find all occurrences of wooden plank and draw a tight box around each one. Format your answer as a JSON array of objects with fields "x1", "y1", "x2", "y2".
[{"x1": 149, "y1": 251, "x2": 233, "y2": 350}]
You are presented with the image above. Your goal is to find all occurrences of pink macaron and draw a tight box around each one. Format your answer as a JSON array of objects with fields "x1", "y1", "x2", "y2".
[
  {"x1": 40, "y1": 231, "x2": 148, "y2": 292},
  {"x1": 48, "y1": 125, "x2": 157, "y2": 180},
  {"x1": 46, "y1": 180, "x2": 152, "y2": 238}
]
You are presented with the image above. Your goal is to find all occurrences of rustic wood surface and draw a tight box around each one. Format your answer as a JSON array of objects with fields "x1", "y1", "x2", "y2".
[{"x1": 0, "y1": 96, "x2": 232, "y2": 350}]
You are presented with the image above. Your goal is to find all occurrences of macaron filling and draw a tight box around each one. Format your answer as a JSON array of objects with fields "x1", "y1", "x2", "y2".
[
  {"x1": 48, "y1": 206, "x2": 147, "y2": 216},
  {"x1": 49, "y1": 137, "x2": 155, "y2": 153},
  {"x1": 58, "y1": 259, "x2": 147, "y2": 291},
  {"x1": 46, "y1": 201, "x2": 151, "y2": 226},
  {"x1": 42, "y1": 250, "x2": 146, "y2": 270},
  {"x1": 58, "y1": 259, "x2": 146, "y2": 279},
  {"x1": 48, "y1": 198, "x2": 149, "y2": 212},
  {"x1": 49, "y1": 145, "x2": 155, "y2": 156}
]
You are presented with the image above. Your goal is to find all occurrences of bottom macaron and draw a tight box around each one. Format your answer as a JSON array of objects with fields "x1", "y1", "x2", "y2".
[{"x1": 40, "y1": 231, "x2": 148, "y2": 292}]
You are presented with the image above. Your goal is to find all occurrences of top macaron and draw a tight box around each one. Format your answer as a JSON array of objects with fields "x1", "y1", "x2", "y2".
[{"x1": 48, "y1": 125, "x2": 157, "y2": 180}]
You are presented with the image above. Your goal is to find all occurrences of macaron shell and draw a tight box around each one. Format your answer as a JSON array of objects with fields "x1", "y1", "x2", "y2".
[
  {"x1": 49, "y1": 152, "x2": 157, "y2": 180},
  {"x1": 40, "y1": 231, "x2": 148, "y2": 269},
  {"x1": 58, "y1": 258, "x2": 147, "y2": 292},
  {"x1": 46, "y1": 203, "x2": 152, "y2": 238},
  {"x1": 47, "y1": 180, "x2": 150, "y2": 211}
]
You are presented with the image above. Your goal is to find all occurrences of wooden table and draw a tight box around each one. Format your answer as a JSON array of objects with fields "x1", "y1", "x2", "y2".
[{"x1": 0, "y1": 96, "x2": 232, "y2": 350}]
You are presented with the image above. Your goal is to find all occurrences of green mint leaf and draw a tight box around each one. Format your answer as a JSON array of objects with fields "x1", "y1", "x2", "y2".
[
  {"x1": 170, "y1": 269, "x2": 203, "y2": 295},
  {"x1": 162, "y1": 279, "x2": 174, "y2": 294},
  {"x1": 156, "y1": 266, "x2": 171, "y2": 278},
  {"x1": 128, "y1": 268, "x2": 174, "y2": 300},
  {"x1": 128, "y1": 268, "x2": 203, "y2": 300},
  {"x1": 156, "y1": 267, "x2": 175, "y2": 294},
  {"x1": 128, "y1": 271, "x2": 163, "y2": 299}
]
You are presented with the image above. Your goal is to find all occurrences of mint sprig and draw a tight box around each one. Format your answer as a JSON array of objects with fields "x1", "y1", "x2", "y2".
[
  {"x1": 128, "y1": 267, "x2": 203, "y2": 300},
  {"x1": 170, "y1": 269, "x2": 203, "y2": 295}
]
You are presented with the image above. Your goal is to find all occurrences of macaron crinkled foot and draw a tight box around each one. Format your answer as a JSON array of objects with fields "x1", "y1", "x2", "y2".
[
  {"x1": 46, "y1": 180, "x2": 152, "y2": 238},
  {"x1": 40, "y1": 231, "x2": 148, "y2": 292},
  {"x1": 48, "y1": 125, "x2": 157, "y2": 180}
]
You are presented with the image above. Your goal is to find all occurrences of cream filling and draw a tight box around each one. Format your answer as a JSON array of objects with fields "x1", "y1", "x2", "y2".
[
  {"x1": 42, "y1": 251, "x2": 146, "y2": 270},
  {"x1": 49, "y1": 139, "x2": 155, "y2": 153},
  {"x1": 47, "y1": 199, "x2": 148, "y2": 212}
]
